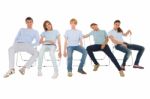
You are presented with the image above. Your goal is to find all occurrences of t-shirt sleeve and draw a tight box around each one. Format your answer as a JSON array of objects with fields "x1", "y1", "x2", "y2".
[
  {"x1": 88, "y1": 31, "x2": 93, "y2": 36},
  {"x1": 79, "y1": 31, "x2": 83, "y2": 39},
  {"x1": 41, "y1": 32, "x2": 45, "y2": 37},
  {"x1": 33, "y1": 30, "x2": 40, "y2": 46},
  {"x1": 14, "y1": 28, "x2": 22, "y2": 42},
  {"x1": 57, "y1": 30, "x2": 60, "y2": 37},
  {"x1": 103, "y1": 30, "x2": 108, "y2": 37},
  {"x1": 108, "y1": 30, "x2": 112, "y2": 36}
]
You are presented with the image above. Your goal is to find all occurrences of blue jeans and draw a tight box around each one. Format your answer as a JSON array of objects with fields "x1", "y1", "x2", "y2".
[
  {"x1": 86, "y1": 44, "x2": 122, "y2": 71},
  {"x1": 67, "y1": 46, "x2": 87, "y2": 72},
  {"x1": 115, "y1": 42, "x2": 145, "y2": 66}
]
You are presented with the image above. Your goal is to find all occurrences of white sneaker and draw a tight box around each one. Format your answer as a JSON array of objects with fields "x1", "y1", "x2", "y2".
[
  {"x1": 38, "y1": 70, "x2": 42, "y2": 76},
  {"x1": 51, "y1": 72, "x2": 58, "y2": 79},
  {"x1": 68, "y1": 72, "x2": 72, "y2": 77},
  {"x1": 19, "y1": 67, "x2": 25, "y2": 75},
  {"x1": 4, "y1": 69, "x2": 15, "y2": 78}
]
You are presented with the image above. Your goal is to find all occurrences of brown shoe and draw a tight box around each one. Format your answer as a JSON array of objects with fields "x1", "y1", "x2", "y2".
[
  {"x1": 93, "y1": 64, "x2": 100, "y2": 71},
  {"x1": 133, "y1": 65, "x2": 144, "y2": 69},
  {"x1": 119, "y1": 70, "x2": 125, "y2": 77}
]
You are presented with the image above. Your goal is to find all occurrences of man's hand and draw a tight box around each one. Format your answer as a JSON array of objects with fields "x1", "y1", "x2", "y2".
[
  {"x1": 101, "y1": 44, "x2": 106, "y2": 49},
  {"x1": 122, "y1": 44, "x2": 127, "y2": 48}
]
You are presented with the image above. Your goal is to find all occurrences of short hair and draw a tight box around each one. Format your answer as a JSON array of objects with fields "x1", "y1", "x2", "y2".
[
  {"x1": 70, "y1": 18, "x2": 77, "y2": 24},
  {"x1": 90, "y1": 23, "x2": 97, "y2": 27},
  {"x1": 114, "y1": 20, "x2": 121, "y2": 24},
  {"x1": 25, "y1": 17, "x2": 33, "y2": 22}
]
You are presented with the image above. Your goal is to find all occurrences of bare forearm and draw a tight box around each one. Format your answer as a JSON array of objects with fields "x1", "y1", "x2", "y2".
[
  {"x1": 83, "y1": 34, "x2": 90, "y2": 38},
  {"x1": 102, "y1": 37, "x2": 109, "y2": 45},
  {"x1": 80, "y1": 39, "x2": 83, "y2": 47},
  {"x1": 112, "y1": 39, "x2": 124, "y2": 44},
  {"x1": 123, "y1": 30, "x2": 132, "y2": 36},
  {"x1": 58, "y1": 42, "x2": 61, "y2": 53},
  {"x1": 64, "y1": 40, "x2": 67, "y2": 53}
]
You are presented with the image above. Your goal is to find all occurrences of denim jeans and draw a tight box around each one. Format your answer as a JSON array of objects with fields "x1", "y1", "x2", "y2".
[
  {"x1": 115, "y1": 42, "x2": 145, "y2": 66},
  {"x1": 67, "y1": 46, "x2": 87, "y2": 72},
  {"x1": 86, "y1": 44, "x2": 121, "y2": 71}
]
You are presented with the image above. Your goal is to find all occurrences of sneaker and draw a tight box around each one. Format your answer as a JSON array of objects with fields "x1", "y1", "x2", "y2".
[
  {"x1": 119, "y1": 70, "x2": 125, "y2": 77},
  {"x1": 4, "y1": 68, "x2": 15, "y2": 78},
  {"x1": 78, "y1": 69, "x2": 87, "y2": 74},
  {"x1": 38, "y1": 70, "x2": 42, "y2": 76},
  {"x1": 51, "y1": 72, "x2": 58, "y2": 79},
  {"x1": 133, "y1": 65, "x2": 144, "y2": 69},
  {"x1": 19, "y1": 67, "x2": 25, "y2": 75},
  {"x1": 93, "y1": 64, "x2": 100, "y2": 71},
  {"x1": 68, "y1": 72, "x2": 72, "y2": 77}
]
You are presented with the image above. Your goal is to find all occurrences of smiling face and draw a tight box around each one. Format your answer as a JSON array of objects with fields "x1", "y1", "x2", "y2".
[
  {"x1": 70, "y1": 21, "x2": 77, "y2": 29},
  {"x1": 70, "y1": 18, "x2": 77, "y2": 29},
  {"x1": 114, "y1": 22, "x2": 120, "y2": 30},
  {"x1": 43, "y1": 20, "x2": 53, "y2": 31},
  {"x1": 26, "y1": 20, "x2": 33, "y2": 29},
  {"x1": 91, "y1": 24, "x2": 99, "y2": 31},
  {"x1": 45, "y1": 22, "x2": 52, "y2": 31}
]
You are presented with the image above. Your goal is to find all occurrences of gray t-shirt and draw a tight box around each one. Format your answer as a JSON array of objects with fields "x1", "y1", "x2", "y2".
[{"x1": 89, "y1": 30, "x2": 107, "y2": 44}]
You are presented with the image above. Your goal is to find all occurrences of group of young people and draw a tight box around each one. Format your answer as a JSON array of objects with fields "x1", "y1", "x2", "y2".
[{"x1": 4, "y1": 17, "x2": 145, "y2": 78}]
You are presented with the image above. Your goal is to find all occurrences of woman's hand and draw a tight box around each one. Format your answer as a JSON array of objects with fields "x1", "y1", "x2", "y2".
[
  {"x1": 63, "y1": 51, "x2": 67, "y2": 57},
  {"x1": 127, "y1": 30, "x2": 132, "y2": 35},
  {"x1": 101, "y1": 44, "x2": 106, "y2": 49},
  {"x1": 49, "y1": 40, "x2": 55, "y2": 44},
  {"x1": 58, "y1": 52, "x2": 62, "y2": 58}
]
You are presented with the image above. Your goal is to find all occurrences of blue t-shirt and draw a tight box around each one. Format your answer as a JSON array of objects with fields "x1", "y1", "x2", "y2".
[
  {"x1": 41, "y1": 30, "x2": 59, "y2": 44},
  {"x1": 64, "y1": 29, "x2": 83, "y2": 46},
  {"x1": 89, "y1": 30, "x2": 107, "y2": 44},
  {"x1": 15, "y1": 28, "x2": 39, "y2": 46}
]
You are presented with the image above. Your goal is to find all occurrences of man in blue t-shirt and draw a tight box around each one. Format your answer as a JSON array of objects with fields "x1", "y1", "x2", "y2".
[{"x1": 4, "y1": 17, "x2": 40, "y2": 78}]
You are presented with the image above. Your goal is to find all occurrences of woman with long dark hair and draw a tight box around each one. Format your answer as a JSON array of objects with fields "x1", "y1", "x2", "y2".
[{"x1": 108, "y1": 20, "x2": 145, "y2": 70}]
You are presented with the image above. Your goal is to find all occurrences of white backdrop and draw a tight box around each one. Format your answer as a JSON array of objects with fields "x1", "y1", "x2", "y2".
[{"x1": 0, "y1": 0, "x2": 150, "y2": 99}]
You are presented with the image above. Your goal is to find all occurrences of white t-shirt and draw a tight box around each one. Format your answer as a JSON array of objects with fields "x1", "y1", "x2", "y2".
[{"x1": 108, "y1": 29, "x2": 124, "y2": 42}]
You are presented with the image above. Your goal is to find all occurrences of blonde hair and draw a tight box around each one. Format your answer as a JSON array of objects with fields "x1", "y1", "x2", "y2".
[{"x1": 70, "y1": 18, "x2": 77, "y2": 24}]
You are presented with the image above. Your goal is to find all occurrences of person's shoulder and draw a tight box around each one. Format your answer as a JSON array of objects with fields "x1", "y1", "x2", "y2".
[
  {"x1": 19, "y1": 28, "x2": 26, "y2": 31},
  {"x1": 109, "y1": 29, "x2": 115, "y2": 32},
  {"x1": 41, "y1": 31, "x2": 46, "y2": 34},
  {"x1": 108, "y1": 29, "x2": 114, "y2": 34},
  {"x1": 65, "y1": 29, "x2": 71, "y2": 33},
  {"x1": 53, "y1": 29, "x2": 59, "y2": 33},
  {"x1": 100, "y1": 30, "x2": 107, "y2": 33},
  {"x1": 90, "y1": 30, "x2": 94, "y2": 34},
  {"x1": 76, "y1": 29, "x2": 82, "y2": 32},
  {"x1": 32, "y1": 29, "x2": 38, "y2": 33}
]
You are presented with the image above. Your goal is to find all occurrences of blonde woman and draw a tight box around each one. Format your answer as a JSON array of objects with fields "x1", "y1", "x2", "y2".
[{"x1": 38, "y1": 20, "x2": 61, "y2": 79}]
